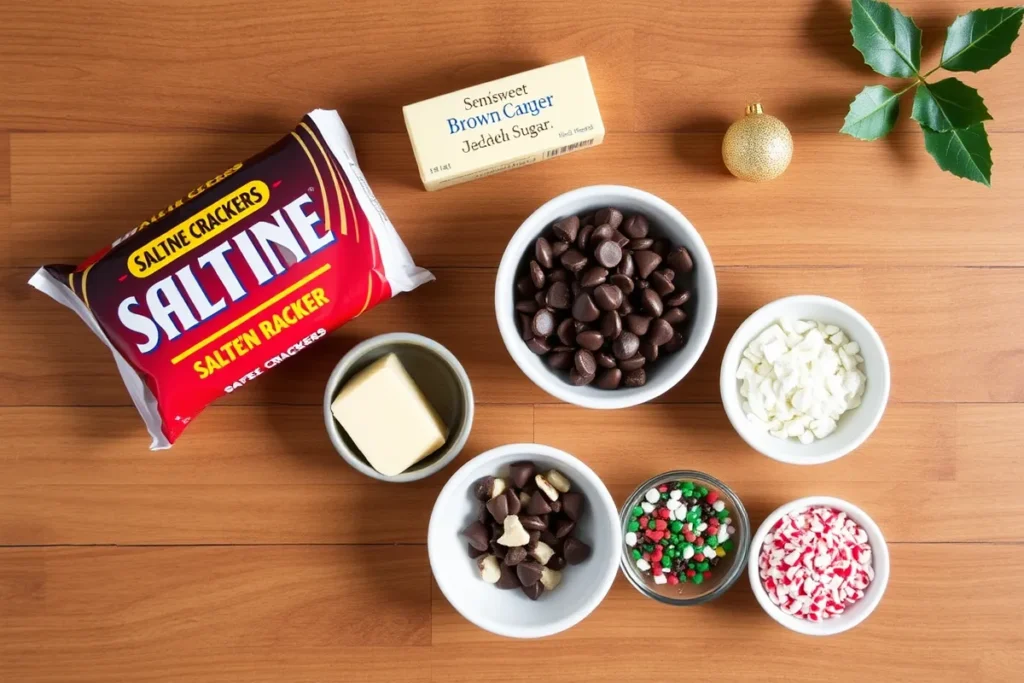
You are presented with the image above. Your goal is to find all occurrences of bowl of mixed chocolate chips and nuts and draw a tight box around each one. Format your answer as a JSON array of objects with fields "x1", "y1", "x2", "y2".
[{"x1": 496, "y1": 185, "x2": 717, "y2": 409}]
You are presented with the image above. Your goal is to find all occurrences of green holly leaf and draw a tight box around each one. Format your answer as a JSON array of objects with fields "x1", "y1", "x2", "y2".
[
  {"x1": 851, "y1": 0, "x2": 922, "y2": 77},
  {"x1": 912, "y1": 78, "x2": 992, "y2": 132},
  {"x1": 941, "y1": 7, "x2": 1024, "y2": 72},
  {"x1": 841, "y1": 85, "x2": 901, "y2": 139},
  {"x1": 921, "y1": 122, "x2": 993, "y2": 186}
]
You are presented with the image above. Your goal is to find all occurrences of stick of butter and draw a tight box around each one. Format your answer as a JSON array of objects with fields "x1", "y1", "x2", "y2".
[
  {"x1": 403, "y1": 56, "x2": 605, "y2": 191},
  {"x1": 331, "y1": 353, "x2": 448, "y2": 476}
]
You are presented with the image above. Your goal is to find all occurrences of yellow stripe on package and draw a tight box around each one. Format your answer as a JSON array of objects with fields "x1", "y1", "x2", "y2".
[{"x1": 403, "y1": 57, "x2": 605, "y2": 191}]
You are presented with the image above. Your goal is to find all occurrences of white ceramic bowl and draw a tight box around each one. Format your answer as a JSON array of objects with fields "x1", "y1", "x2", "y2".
[
  {"x1": 496, "y1": 185, "x2": 717, "y2": 409},
  {"x1": 428, "y1": 443, "x2": 619, "y2": 638},
  {"x1": 720, "y1": 295, "x2": 890, "y2": 464},
  {"x1": 748, "y1": 496, "x2": 890, "y2": 636}
]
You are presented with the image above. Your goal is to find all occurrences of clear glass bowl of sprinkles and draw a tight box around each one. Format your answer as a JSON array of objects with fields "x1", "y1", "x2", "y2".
[{"x1": 619, "y1": 470, "x2": 750, "y2": 605}]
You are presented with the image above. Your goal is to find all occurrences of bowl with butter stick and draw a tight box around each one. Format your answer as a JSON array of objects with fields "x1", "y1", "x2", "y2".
[{"x1": 324, "y1": 332, "x2": 474, "y2": 482}]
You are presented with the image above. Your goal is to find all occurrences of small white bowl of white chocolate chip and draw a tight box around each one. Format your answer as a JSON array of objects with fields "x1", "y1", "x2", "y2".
[
  {"x1": 719, "y1": 295, "x2": 890, "y2": 465},
  {"x1": 428, "y1": 443, "x2": 620, "y2": 638}
]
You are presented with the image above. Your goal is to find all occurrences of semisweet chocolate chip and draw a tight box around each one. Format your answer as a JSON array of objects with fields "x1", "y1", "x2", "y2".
[
  {"x1": 486, "y1": 493, "x2": 510, "y2": 523},
  {"x1": 563, "y1": 537, "x2": 592, "y2": 565},
  {"x1": 526, "y1": 337, "x2": 550, "y2": 355},
  {"x1": 519, "y1": 515, "x2": 547, "y2": 531},
  {"x1": 569, "y1": 368, "x2": 595, "y2": 386},
  {"x1": 595, "y1": 207, "x2": 623, "y2": 229},
  {"x1": 553, "y1": 518, "x2": 576, "y2": 539},
  {"x1": 521, "y1": 580, "x2": 545, "y2": 600},
  {"x1": 504, "y1": 545, "x2": 528, "y2": 566},
  {"x1": 570, "y1": 280, "x2": 582, "y2": 298},
  {"x1": 662, "y1": 330, "x2": 688, "y2": 354},
  {"x1": 610, "y1": 273, "x2": 634, "y2": 295},
  {"x1": 665, "y1": 289, "x2": 691, "y2": 307},
  {"x1": 545, "y1": 281, "x2": 571, "y2": 309},
  {"x1": 573, "y1": 320, "x2": 588, "y2": 333},
  {"x1": 617, "y1": 252, "x2": 635, "y2": 277},
  {"x1": 641, "y1": 288, "x2": 664, "y2": 317},
  {"x1": 611, "y1": 230, "x2": 630, "y2": 248},
  {"x1": 629, "y1": 238, "x2": 654, "y2": 250},
  {"x1": 621, "y1": 214, "x2": 649, "y2": 239},
  {"x1": 548, "y1": 268, "x2": 568, "y2": 283},
  {"x1": 549, "y1": 498, "x2": 562, "y2": 513},
  {"x1": 625, "y1": 314, "x2": 652, "y2": 336},
  {"x1": 600, "y1": 310, "x2": 622, "y2": 340},
  {"x1": 661, "y1": 307, "x2": 686, "y2": 325},
  {"x1": 571, "y1": 292, "x2": 600, "y2": 322},
  {"x1": 515, "y1": 299, "x2": 539, "y2": 314},
  {"x1": 624, "y1": 368, "x2": 647, "y2": 387},
  {"x1": 666, "y1": 246, "x2": 694, "y2": 273},
  {"x1": 574, "y1": 349, "x2": 597, "y2": 376},
  {"x1": 591, "y1": 224, "x2": 614, "y2": 244},
  {"x1": 556, "y1": 318, "x2": 575, "y2": 346},
  {"x1": 509, "y1": 461, "x2": 535, "y2": 488},
  {"x1": 525, "y1": 493, "x2": 552, "y2": 515},
  {"x1": 505, "y1": 488, "x2": 522, "y2": 516},
  {"x1": 532, "y1": 309, "x2": 556, "y2": 337},
  {"x1": 596, "y1": 351, "x2": 617, "y2": 369},
  {"x1": 539, "y1": 529, "x2": 559, "y2": 547},
  {"x1": 547, "y1": 554, "x2": 567, "y2": 571},
  {"x1": 577, "y1": 224, "x2": 595, "y2": 251},
  {"x1": 463, "y1": 521, "x2": 490, "y2": 551},
  {"x1": 633, "y1": 250, "x2": 662, "y2": 279},
  {"x1": 535, "y1": 236, "x2": 554, "y2": 269},
  {"x1": 473, "y1": 477, "x2": 496, "y2": 500},
  {"x1": 597, "y1": 367, "x2": 622, "y2": 389},
  {"x1": 519, "y1": 314, "x2": 534, "y2": 341},
  {"x1": 576, "y1": 330, "x2": 604, "y2": 351},
  {"x1": 594, "y1": 283, "x2": 623, "y2": 311},
  {"x1": 547, "y1": 350, "x2": 573, "y2": 370},
  {"x1": 516, "y1": 277, "x2": 535, "y2": 297},
  {"x1": 490, "y1": 540, "x2": 507, "y2": 559},
  {"x1": 552, "y1": 215, "x2": 580, "y2": 242},
  {"x1": 613, "y1": 331, "x2": 640, "y2": 360},
  {"x1": 496, "y1": 563, "x2": 521, "y2": 589},
  {"x1": 619, "y1": 299, "x2": 634, "y2": 315},
  {"x1": 516, "y1": 561, "x2": 544, "y2": 587},
  {"x1": 560, "y1": 249, "x2": 588, "y2": 273},
  {"x1": 551, "y1": 240, "x2": 570, "y2": 258},
  {"x1": 561, "y1": 491, "x2": 584, "y2": 521},
  {"x1": 649, "y1": 268, "x2": 676, "y2": 296},
  {"x1": 529, "y1": 260, "x2": 545, "y2": 289},
  {"x1": 468, "y1": 542, "x2": 486, "y2": 559},
  {"x1": 477, "y1": 503, "x2": 489, "y2": 524},
  {"x1": 647, "y1": 317, "x2": 674, "y2": 346},
  {"x1": 580, "y1": 266, "x2": 608, "y2": 288},
  {"x1": 652, "y1": 239, "x2": 669, "y2": 257},
  {"x1": 594, "y1": 240, "x2": 623, "y2": 268},
  {"x1": 639, "y1": 339, "x2": 659, "y2": 362},
  {"x1": 534, "y1": 290, "x2": 546, "y2": 308},
  {"x1": 619, "y1": 354, "x2": 646, "y2": 372}
]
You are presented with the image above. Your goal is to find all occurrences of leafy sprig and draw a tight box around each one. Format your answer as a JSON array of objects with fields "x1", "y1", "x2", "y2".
[{"x1": 841, "y1": 0, "x2": 1023, "y2": 186}]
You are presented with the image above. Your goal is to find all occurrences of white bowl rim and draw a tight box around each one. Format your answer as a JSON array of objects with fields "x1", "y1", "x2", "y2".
[
  {"x1": 427, "y1": 443, "x2": 620, "y2": 638},
  {"x1": 719, "y1": 295, "x2": 891, "y2": 465},
  {"x1": 323, "y1": 332, "x2": 475, "y2": 482},
  {"x1": 495, "y1": 184, "x2": 718, "y2": 409},
  {"x1": 747, "y1": 495, "x2": 890, "y2": 636}
]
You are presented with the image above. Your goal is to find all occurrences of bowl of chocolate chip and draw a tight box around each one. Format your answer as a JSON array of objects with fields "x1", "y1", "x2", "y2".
[
  {"x1": 496, "y1": 185, "x2": 717, "y2": 408},
  {"x1": 428, "y1": 443, "x2": 620, "y2": 638}
]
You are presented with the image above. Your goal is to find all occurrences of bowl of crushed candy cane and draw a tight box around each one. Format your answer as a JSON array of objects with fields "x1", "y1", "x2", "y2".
[{"x1": 748, "y1": 496, "x2": 889, "y2": 636}]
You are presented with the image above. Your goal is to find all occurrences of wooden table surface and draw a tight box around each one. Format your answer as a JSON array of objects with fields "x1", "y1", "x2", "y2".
[{"x1": 2, "y1": 0, "x2": 1023, "y2": 680}]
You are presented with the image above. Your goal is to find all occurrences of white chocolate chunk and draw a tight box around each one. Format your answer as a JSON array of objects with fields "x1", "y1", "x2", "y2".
[
  {"x1": 534, "y1": 474, "x2": 559, "y2": 501},
  {"x1": 545, "y1": 469, "x2": 571, "y2": 493},
  {"x1": 540, "y1": 567, "x2": 562, "y2": 591},
  {"x1": 478, "y1": 555, "x2": 500, "y2": 584},
  {"x1": 496, "y1": 515, "x2": 530, "y2": 547},
  {"x1": 531, "y1": 541, "x2": 555, "y2": 566}
]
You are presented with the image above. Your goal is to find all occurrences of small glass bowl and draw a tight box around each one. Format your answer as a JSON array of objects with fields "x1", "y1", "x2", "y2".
[{"x1": 619, "y1": 470, "x2": 750, "y2": 605}]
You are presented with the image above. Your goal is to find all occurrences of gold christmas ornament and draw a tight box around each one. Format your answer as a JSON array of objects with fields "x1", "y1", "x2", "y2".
[{"x1": 722, "y1": 103, "x2": 793, "y2": 182}]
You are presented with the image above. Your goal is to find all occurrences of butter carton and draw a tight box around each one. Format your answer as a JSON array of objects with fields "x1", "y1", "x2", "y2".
[{"x1": 403, "y1": 57, "x2": 605, "y2": 191}]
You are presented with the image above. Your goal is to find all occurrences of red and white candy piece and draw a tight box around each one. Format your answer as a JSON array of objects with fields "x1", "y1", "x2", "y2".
[{"x1": 758, "y1": 506, "x2": 873, "y2": 621}]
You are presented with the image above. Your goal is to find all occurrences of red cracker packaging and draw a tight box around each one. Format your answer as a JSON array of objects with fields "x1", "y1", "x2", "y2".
[{"x1": 30, "y1": 110, "x2": 433, "y2": 448}]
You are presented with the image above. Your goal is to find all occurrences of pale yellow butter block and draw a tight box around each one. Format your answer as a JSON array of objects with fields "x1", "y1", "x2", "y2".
[
  {"x1": 403, "y1": 56, "x2": 605, "y2": 190},
  {"x1": 331, "y1": 353, "x2": 448, "y2": 476}
]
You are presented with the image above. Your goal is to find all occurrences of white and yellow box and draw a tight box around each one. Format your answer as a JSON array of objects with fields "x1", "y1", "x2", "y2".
[{"x1": 403, "y1": 57, "x2": 605, "y2": 191}]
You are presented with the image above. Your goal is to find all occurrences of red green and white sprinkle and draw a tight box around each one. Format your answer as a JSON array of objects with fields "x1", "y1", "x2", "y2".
[{"x1": 625, "y1": 480, "x2": 736, "y2": 586}]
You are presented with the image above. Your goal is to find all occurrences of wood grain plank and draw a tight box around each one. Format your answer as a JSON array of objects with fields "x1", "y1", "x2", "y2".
[
  {"x1": 956, "y1": 404, "x2": 1024, "y2": 482},
  {"x1": 631, "y1": 0, "x2": 1024, "y2": 134},
  {"x1": 0, "y1": 0, "x2": 634, "y2": 134},
  {"x1": 430, "y1": 545, "x2": 1024, "y2": 682},
  {"x1": 2, "y1": 404, "x2": 1022, "y2": 544},
  {"x1": 7, "y1": 266, "x2": 1023, "y2": 406},
  {"x1": 7, "y1": 132, "x2": 1024, "y2": 268},
  {"x1": 0, "y1": 405, "x2": 532, "y2": 544},
  {"x1": 0, "y1": 546, "x2": 431, "y2": 683}
]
